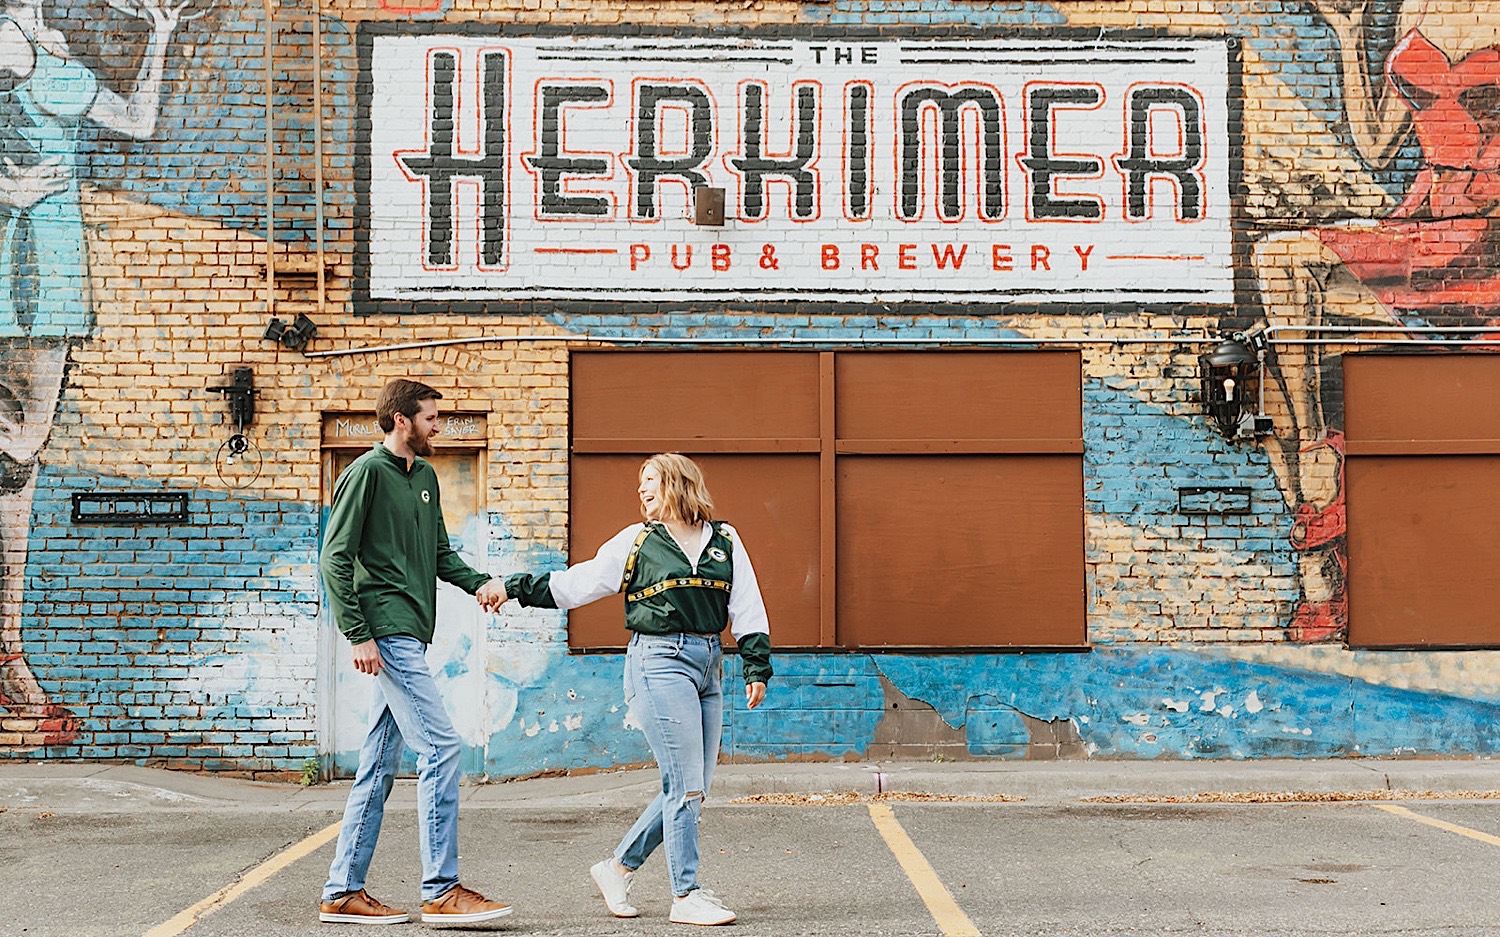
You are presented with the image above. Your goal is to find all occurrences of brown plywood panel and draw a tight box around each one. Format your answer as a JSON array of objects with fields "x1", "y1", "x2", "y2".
[
  {"x1": 572, "y1": 352, "x2": 820, "y2": 443},
  {"x1": 836, "y1": 455, "x2": 1085, "y2": 647},
  {"x1": 1347, "y1": 456, "x2": 1500, "y2": 647},
  {"x1": 836, "y1": 351, "x2": 1082, "y2": 443},
  {"x1": 1345, "y1": 354, "x2": 1500, "y2": 443},
  {"x1": 568, "y1": 454, "x2": 821, "y2": 649}
]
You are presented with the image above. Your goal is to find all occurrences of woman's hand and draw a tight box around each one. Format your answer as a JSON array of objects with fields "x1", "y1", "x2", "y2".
[
  {"x1": 745, "y1": 681, "x2": 766, "y2": 710},
  {"x1": 476, "y1": 578, "x2": 509, "y2": 612}
]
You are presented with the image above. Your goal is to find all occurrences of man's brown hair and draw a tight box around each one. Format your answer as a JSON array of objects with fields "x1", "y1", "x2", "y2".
[{"x1": 375, "y1": 379, "x2": 443, "y2": 432}]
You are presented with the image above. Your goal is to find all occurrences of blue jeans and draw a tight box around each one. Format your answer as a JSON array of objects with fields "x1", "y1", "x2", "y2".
[
  {"x1": 614, "y1": 631, "x2": 723, "y2": 897},
  {"x1": 323, "y1": 635, "x2": 462, "y2": 902}
]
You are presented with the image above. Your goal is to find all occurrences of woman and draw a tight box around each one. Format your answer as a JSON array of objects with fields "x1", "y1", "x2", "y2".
[
  {"x1": 0, "y1": 0, "x2": 187, "y2": 743},
  {"x1": 1252, "y1": 0, "x2": 1500, "y2": 640},
  {"x1": 495, "y1": 453, "x2": 772, "y2": 926}
]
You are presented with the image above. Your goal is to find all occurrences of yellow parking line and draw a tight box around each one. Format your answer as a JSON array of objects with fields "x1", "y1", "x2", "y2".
[
  {"x1": 1373, "y1": 803, "x2": 1500, "y2": 847},
  {"x1": 867, "y1": 803, "x2": 981, "y2": 937},
  {"x1": 142, "y1": 820, "x2": 342, "y2": 937}
]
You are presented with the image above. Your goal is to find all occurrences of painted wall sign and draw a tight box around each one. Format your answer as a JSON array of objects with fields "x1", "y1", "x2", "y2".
[
  {"x1": 321, "y1": 412, "x2": 488, "y2": 445},
  {"x1": 359, "y1": 32, "x2": 1236, "y2": 306}
]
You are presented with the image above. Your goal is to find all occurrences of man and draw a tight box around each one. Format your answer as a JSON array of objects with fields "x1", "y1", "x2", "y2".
[{"x1": 318, "y1": 378, "x2": 511, "y2": 926}]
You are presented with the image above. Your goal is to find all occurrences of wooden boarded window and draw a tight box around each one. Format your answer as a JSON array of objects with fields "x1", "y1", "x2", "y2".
[
  {"x1": 1346, "y1": 354, "x2": 1500, "y2": 647},
  {"x1": 568, "y1": 350, "x2": 1085, "y2": 650}
]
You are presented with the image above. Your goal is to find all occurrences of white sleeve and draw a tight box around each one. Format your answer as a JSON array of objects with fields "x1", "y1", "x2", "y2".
[
  {"x1": 723, "y1": 524, "x2": 770, "y2": 639},
  {"x1": 546, "y1": 524, "x2": 644, "y2": 610}
]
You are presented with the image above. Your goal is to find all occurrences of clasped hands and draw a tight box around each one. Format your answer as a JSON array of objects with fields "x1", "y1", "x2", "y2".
[
  {"x1": 475, "y1": 578, "x2": 509, "y2": 613},
  {"x1": 467, "y1": 577, "x2": 764, "y2": 709}
]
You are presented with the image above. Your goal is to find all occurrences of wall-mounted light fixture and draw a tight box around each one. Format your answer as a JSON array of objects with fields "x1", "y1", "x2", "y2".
[
  {"x1": 1198, "y1": 332, "x2": 1272, "y2": 440},
  {"x1": 209, "y1": 367, "x2": 256, "y2": 465},
  {"x1": 264, "y1": 312, "x2": 317, "y2": 350},
  {"x1": 692, "y1": 186, "x2": 725, "y2": 226}
]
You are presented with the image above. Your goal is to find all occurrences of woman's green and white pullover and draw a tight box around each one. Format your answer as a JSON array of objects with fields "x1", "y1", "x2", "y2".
[{"x1": 505, "y1": 521, "x2": 772, "y2": 685}]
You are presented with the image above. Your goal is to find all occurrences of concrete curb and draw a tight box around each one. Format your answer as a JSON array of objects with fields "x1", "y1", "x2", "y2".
[{"x1": 6, "y1": 759, "x2": 1500, "y2": 812}]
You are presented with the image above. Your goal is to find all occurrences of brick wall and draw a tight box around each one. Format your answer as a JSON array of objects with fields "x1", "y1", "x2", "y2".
[{"x1": 1, "y1": 0, "x2": 1497, "y2": 774}]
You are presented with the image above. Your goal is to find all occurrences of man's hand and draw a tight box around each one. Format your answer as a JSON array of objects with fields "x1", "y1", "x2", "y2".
[
  {"x1": 476, "y1": 578, "x2": 508, "y2": 612},
  {"x1": 745, "y1": 681, "x2": 766, "y2": 710},
  {"x1": 351, "y1": 639, "x2": 383, "y2": 676}
]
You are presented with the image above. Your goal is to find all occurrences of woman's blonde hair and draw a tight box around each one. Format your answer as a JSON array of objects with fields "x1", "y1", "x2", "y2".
[{"x1": 640, "y1": 453, "x2": 715, "y2": 525}]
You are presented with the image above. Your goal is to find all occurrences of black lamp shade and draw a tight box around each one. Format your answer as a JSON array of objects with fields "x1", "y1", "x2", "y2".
[{"x1": 1198, "y1": 338, "x2": 1258, "y2": 437}]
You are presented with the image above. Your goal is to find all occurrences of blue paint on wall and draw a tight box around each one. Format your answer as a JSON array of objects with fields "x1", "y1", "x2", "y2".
[
  {"x1": 873, "y1": 649, "x2": 1500, "y2": 759},
  {"x1": 533, "y1": 310, "x2": 1032, "y2": 345},
  {"x1": 71, "y1": 0, "x2": 354, "y2": 239},
  {"x1": 35, "y1": 467, "x2": 1494, "y2": 775},
  {"x1": 804, "y1": 1, "x2": 1065, "y2": 27},
  {"x1": 723, "y1": 654, "x2": 886, "y2": 760},
  {"x1": 11, "y1": 467, "x2": 320, "y2": 768},
  {"x1": 1082, "y1": 377, "x2": 1298, "y2": 637},
  {"x1": 1220, "y1": 3, "x2": 1420, "y2": 195},
  {"x1": 486, "y1": 651, "x2": 654, "y2": 776},
  {"x1": 476, "y1": 533, "x2": 655, "y2": 777},
  {"x1": 1083, "y1": 377, "x2": 1286, "y2": 526}
]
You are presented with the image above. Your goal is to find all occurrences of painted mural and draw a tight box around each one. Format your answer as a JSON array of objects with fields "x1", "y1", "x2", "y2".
[
  {"x1": 0, "y1": 0, "x2": 191, "y2": 747},
  {"x1": 4, "y1": 0, "x2": 1500, "y2": 775},
  {"x1": 1255, "y1": 0, "x2": 1500, "y2": 643}
]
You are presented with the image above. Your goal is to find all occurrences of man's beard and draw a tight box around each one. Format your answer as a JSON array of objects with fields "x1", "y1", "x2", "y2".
[{"x1": 406, "y1": 426, "x2": 434, "y2": 457}]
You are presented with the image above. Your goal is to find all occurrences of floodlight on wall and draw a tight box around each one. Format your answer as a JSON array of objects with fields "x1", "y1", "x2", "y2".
[
  {"x1": 1198, "y1": 333, "x2": 1272, "y2": 440},
  {"x1": 264, "y1": 312, "x2": 318, "y2": 350}
]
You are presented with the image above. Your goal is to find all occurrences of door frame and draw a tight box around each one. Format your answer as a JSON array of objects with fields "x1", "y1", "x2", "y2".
[{"x1": 315, "y1": 411, "x2": 490, "y2": 779}]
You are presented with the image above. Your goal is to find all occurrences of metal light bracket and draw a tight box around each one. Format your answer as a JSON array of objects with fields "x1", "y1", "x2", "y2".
[{"x1": 209, "y1": 367, "x2": 256, "y2": 457}]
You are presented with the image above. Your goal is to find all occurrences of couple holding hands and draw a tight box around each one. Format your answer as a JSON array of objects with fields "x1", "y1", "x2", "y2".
[{"x1": 317, "y1": 378, "x2": 773, "y2": 928}]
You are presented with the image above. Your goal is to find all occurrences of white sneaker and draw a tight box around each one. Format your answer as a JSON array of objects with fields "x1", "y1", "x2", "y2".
[
  {"x1": 670, "y1": 889, "x2": 737, "y2": 926},
  {"x1": 590, "y1": 859, "x2": 640, "y2": 918}
]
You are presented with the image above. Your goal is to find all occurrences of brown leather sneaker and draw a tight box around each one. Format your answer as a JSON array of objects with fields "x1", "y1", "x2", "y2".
[
  {"x1": 420, "y1": 884, "x2": 514, "y2": 926},
  {"x1": 318, "y1": 888, "x2": 409, "y2": 924}
]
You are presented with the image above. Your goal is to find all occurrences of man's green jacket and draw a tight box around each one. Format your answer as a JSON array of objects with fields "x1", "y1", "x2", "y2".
[{"x1": 320, "y1": 443, "x2": 491, "y2": 645}]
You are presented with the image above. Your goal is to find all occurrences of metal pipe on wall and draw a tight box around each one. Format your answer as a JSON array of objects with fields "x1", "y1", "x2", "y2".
[
  {"x1": 262, "y1": 0, "x2": 276, "y2": 317},
  {"x1": 301, "y1": 327, "x2": 1500, "y2": 361},
  {"x1": 300, "y1": 332, "x2": 1209, "y2": 359},
  {"x1": 312, "y1": 0, "x2": 326, "y2": 322}
]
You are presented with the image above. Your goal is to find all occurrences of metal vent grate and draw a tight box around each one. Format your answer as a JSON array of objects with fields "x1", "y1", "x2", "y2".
[{"x1": 71, "y1": 492, "x2": 190, "y2": 525}]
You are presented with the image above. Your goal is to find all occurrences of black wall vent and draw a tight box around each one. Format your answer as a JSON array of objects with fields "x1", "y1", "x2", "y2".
[{"x1": 71, "y1": 492, "x2": 190, "y2": 525}]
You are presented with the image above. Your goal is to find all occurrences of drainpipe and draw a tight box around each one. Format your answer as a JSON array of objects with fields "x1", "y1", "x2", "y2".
[
  {"x1": 311, "y1": 0, "x2": 325, "y2": 322},
  {"x1": 262, "y1": 0, "x2": 276, "y2": 317}
]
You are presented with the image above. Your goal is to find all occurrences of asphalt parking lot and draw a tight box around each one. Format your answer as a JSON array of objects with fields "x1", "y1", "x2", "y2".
[{"x1": 5, "y1": 760, "x2": 1500, "y2": 937}]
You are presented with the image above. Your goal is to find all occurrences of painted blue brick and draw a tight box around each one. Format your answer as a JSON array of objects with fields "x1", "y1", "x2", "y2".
[{"x1": 70, "y1": 747, "x2": 119, "y2": 759}]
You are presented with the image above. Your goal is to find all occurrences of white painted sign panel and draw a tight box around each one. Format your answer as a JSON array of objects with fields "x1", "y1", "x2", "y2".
[{"x1": 362, "y1": 34, "x2": 1235, "y2": 305}]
